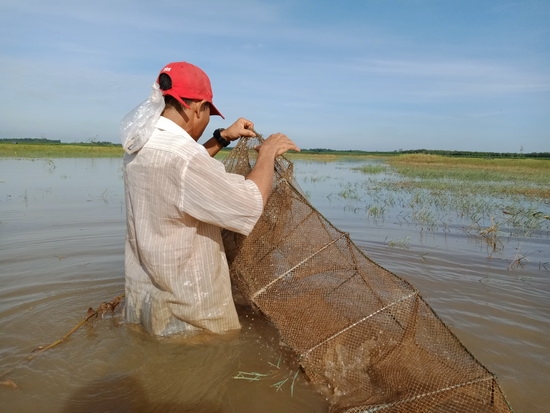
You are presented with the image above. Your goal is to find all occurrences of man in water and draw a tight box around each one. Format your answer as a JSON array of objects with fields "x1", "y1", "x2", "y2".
[{"x1": 122, "y1": 61, "x2": 299, "y2": 336}]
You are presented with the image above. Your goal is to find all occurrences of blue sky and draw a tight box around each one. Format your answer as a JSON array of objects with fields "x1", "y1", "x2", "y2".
[{"x1": 1, "y1": 0, "x2": 549, "y2": 152}]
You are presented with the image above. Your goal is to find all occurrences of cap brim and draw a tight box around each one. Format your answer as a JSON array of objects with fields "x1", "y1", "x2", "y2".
[
  {"x1": 209, "y1": 102, "x2": 224, "y2": 119},
  {"x1": 163, "y1": 91, "x2": 224, "y2": 119}
]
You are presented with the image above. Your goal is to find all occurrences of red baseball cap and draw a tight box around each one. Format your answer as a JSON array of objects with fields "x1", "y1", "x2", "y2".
[{"x1": 158, "y1": 62, "x2": 224, "y2": 119}]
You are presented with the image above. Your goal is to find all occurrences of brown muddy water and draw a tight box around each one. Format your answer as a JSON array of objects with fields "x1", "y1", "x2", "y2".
[{"x1": 1, "y1": 157, "x2": 549, "y2": 413}]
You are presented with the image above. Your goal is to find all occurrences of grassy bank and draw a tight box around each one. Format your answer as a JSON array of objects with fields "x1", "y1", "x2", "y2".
[
  {"x1": 389, "y1": 154, "x2": 550, "y2": 192},
  {"x1": 0, "y1": 143, "x2": 124, "y2": 158},
  {"x1": 285, "y1": 152, "x2": 390, "y2": 161},
  {"x1": 0, "y1": 142, "x2": 387, "y2": 160}
]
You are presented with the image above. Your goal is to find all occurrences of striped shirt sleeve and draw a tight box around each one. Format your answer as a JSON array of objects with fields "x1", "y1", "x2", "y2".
[{"x1": 180, "y1": 151, "x2": 264, "y2": 235}]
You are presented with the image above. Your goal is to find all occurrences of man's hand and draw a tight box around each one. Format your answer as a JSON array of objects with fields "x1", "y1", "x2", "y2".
[
  {"x1": 256, "y1": 133, "x2": 301, "y2": 158},
  {"x1": 221, "y1": 118, "x2": 257, "y2": 142},
  {"x1": 246, "y1": 132, "x2": 300, "y2": 206}
]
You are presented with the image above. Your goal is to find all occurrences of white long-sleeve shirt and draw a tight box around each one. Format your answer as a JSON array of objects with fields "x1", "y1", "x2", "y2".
[{"x1": 123, "y1": 117, "x2": 263, "y2": 336}]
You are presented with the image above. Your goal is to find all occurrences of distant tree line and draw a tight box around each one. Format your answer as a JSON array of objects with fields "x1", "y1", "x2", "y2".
[
  {"x1": 301, "y1": 147, "x2": 550, "y2": 159},
  {"x1": 398, "y1": 148, "x2": 550, "y2": 159},
  {"x1": 0, "y1": 137, "x2": 62, "y2": 144},
  {"x1": 301, "y1": 148, "x2": 397, "y2": 156}
]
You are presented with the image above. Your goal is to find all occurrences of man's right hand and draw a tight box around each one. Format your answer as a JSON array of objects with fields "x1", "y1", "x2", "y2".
[
  {"x1": 256, "y1": 133, "x2": 301, "y2": 158},
  {"x1": 247, "y1": 133, "x2": 300, "y2": 206}
]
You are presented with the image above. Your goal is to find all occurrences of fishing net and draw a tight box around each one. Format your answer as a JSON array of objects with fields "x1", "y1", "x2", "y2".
[{"x1": 222, "y1": 136, "x2": 514, "y2": 413}]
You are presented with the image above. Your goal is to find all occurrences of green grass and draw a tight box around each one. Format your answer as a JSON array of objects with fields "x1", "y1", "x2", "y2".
[
  {"x1": 0, "y1": 143, "x2": 124, "y2": 158},
  {"x1": 387, "y1": 154, "x2": 550, "y2": 187},
  {"x1": 0, "y1": 142, "x2": 386, "y2": 161},
  {"x1": 361, "y1": 154, "x2": 550, "y2": 199},
  {"x1": 340, "y1": 154, "x2": 550, "y2": 236}
]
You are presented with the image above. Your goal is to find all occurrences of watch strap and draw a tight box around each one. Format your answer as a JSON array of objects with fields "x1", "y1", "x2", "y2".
[{"x1": 213, "y1": 128, "x2": 230, "y2": 147}]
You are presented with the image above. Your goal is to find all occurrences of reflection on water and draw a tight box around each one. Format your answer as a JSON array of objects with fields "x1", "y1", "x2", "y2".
[{"x1": 1, "y1": 158, "x2": 549, "y2": 412}]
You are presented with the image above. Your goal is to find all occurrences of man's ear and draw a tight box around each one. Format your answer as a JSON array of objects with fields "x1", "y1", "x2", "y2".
[{"x1": 197, "y1": 100, "x2": 209, "y2": 116}]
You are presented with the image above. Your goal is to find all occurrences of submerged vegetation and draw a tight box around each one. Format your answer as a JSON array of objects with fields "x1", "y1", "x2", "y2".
[
  {"x1": 387, "y1": 154, "x2": 550, "y2": 190},
  {"x1": 343, "y1": 154, "x2": 550, "y2": 257}
]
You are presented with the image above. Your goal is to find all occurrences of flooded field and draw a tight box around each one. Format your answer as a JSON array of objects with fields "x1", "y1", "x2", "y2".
[{"x1": 1, "y1": 157, "x2": 549, "y2": 412}]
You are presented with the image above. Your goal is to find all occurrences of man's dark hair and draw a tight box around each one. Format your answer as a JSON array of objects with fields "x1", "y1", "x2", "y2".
[
  {"x1": 159, "y1": 73, "x2": 193, "y2": 110},
  {"x1": 158, "y1": 73, "x2": 173, "y2": 91}
]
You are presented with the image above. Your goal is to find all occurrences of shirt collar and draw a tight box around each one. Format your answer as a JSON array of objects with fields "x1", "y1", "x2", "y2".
[{"x1": 155, "y1": 116, "x2": 194, "y2": 141}]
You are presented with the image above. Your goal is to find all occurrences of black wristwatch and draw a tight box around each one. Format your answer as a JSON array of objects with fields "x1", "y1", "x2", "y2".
[{"x1": 213, "y1": 128, "x2": 230, "y2": 147}]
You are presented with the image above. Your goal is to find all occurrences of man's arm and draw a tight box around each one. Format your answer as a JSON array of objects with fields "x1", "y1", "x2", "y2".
[
  {"x1": 203, "y1": 118, "x2": 257, "y2": 157},
  {"x1": 203, "y1": 134, "x2": 228, "y2": 157},
  {"x1": 202, "y1": 116, "x2": 300, "y2": 204}
]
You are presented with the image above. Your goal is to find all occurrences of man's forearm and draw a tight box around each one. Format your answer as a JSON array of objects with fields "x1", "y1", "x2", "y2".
[
  {"x1": 246, "y1": 154, "x2": 276, "y2": 206},
  {"x1": 203, "y1": 137, "x2": 225, "y2": 157}
]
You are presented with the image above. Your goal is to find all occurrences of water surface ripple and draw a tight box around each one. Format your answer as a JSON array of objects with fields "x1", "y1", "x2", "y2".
[{"x1": 1, "y1": 158, "x2": 548, "y2": 412}]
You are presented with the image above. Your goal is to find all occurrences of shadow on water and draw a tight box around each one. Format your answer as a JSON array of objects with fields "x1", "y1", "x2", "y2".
[{"x1": 62, "y1": 374, "x2": 222, "y2": 413}]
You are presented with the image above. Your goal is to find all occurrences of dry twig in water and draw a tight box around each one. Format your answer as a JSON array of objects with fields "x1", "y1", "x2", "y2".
[
  {"x1": 29, "y1": 294, "x2": 124, "y2": 360},
  {"x1": 0, "y1": 295, "x2": 125, "y2": 386}
]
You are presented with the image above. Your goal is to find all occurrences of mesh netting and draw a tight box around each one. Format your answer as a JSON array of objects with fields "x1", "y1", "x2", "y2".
[{"x1": 222, "y1": 137, "x2": 514, "y2": 413}]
